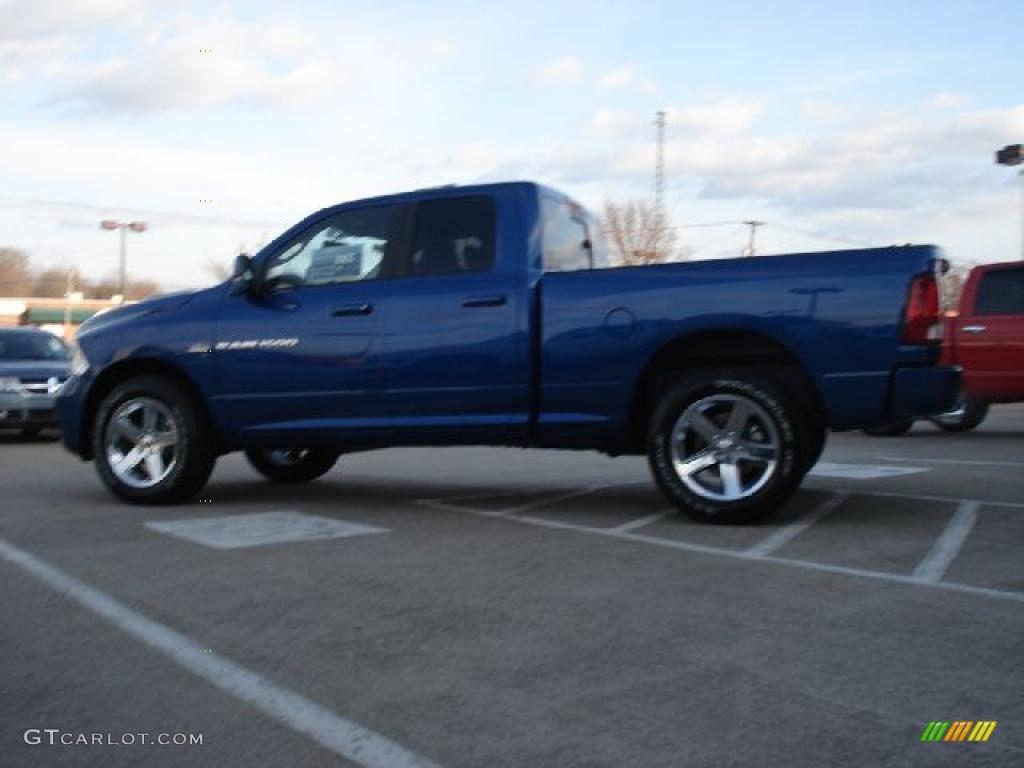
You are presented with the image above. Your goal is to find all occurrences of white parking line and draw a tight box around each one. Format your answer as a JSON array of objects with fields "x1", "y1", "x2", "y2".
[
  {"x1": 911, "y1": 501, "x2": 981, "y2": 583},
  {"x1": 0, "y1": 538, "x2": 443, "y2": 768},
  {"x1": 808, "y1": 462, "x2": 928, "y2": 479},
  {"x1": 823, "y1": 487, "x2": 1024, "y2": 510},
  {"x1": 610, "y1": 513, "x2": 670, "y2": 534},
  {"x1": 744, "y1": 493, "x2": 848, "y2": 557},
  {"x1": 422, "y1": 481, "x2": 649, "y2": 518},
  {"x1": 146, "y1": 511, "x2": 389, "y2": 550},
  {"x1": 417, "y1": 494, "x2": 1024, "y2": 605},
  {"x1": 504, "y1": 486, "x2": 615, "y2": 515},
  {"x1": 883, "y1": 455, "x2": 1024, "y2": 468}
]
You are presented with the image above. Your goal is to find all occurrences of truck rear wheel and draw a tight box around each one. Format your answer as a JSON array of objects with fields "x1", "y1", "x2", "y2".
[
  {"x1": 93, "y1": 375, "x2": 216, "y2": 505},
  {"x1": 647, "y1": 370, "x2": 806, "y2": 524},
  {"x1": 244, "y1": 448, "x2": 339, "y2": 484}
]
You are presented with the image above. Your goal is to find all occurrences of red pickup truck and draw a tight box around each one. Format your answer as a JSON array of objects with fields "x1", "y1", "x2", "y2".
[{"x1": 868, "y1": 260, "x2": 1024, "y2": 434}]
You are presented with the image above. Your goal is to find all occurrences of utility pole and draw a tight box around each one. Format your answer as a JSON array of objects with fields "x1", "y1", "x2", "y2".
[
  {"x1": 654, "y1": 110, "x2": 666, "y2": 259},
  {"x1": 742, "y1": 220, "x2": 765, "y2": 257},
  {"x1": 63, "y1": 266, "x2": 73, "y2": 340},
  {"x1": 996, "y1": 144, "x2": 1023, "y2": 259},
  {"x1": 100, "y1": 220, "x2": 148, "y2": 298},
  {"x1": 62, "y1": 267, "x2": 83, "y2": 342}
]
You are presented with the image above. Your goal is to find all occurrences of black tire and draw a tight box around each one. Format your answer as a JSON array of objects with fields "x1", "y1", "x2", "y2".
[
  {"x1": 801, "y1": 422, "x2": 827, "y2": 475},
  {"x1": 929, "y1": 397, "x2": 989, "y2": 433},
  {"x1": 92, "y1": 375, "x2": 216, "y2": 504},
  {"x1": 244, "y1": 448, "x2": 339, "y2": 484},
  {"x1": 20, "y1": 427, "x2": 43, "y2": 439},
  {"x1": 862, "y1": 421, "x2": 914, "y2": 437},
  {"x1": 647, "y1": 369, "x2": 807, "y2": 524}
]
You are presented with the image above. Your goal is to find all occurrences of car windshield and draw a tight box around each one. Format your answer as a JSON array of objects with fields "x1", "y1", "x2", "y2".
[{"x1": 0, "y1": 331, "x2": 69, "y2": 361}]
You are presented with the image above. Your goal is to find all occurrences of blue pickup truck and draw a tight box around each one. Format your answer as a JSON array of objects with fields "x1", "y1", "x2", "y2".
[{"x1": 57, "y1": 181, "x2": 958, "y2": 522}]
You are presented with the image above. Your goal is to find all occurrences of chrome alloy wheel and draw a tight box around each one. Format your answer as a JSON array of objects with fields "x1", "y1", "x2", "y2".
[
  {"x1": 931, "y1": 399, "x2": 966, "y2": 426},
  {"x1": 105, "y1": 397, "x2": 179, "y2": 489},
  {"x1": 670, "y1": 393, "x2": 779, "y2": 502}
]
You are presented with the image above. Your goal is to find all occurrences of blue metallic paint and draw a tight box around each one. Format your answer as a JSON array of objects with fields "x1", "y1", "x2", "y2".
[{"x1": 58, "y1": 181, "x2": 957, "y2": 461}]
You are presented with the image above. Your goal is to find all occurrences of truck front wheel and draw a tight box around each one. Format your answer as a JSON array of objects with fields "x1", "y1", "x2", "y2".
[
  {"x1": 93, "y1": 375, "x2": 216, "y2": 504},
  {"x1": 244, "y1": 449, "x2": 339, "y2": 484},
  {"x1": 648, "y1": 371, "x2": 806, "y2": 524}
]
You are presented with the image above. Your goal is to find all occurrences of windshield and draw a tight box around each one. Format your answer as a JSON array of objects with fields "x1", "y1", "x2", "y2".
[{"x1": 0, "y1": 331, "x2": 69, "y2": 361}]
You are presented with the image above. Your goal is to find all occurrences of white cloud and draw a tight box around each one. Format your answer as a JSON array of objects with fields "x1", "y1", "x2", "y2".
[
  {"x1": 799, "y1": 100, "x2": 858, "y2": 124},
  {"x1": 926, "y1": 92, "x2": 967, "y2": 110},
  {"x1": 0, "y1": 0, "x2": 155, "y2": 41},
  {"x1": 45, "y1": 18, "x2": 344, "y2": 113},
  {"x1": 667, "y1": 99, "x2": 763, "y2": 135},
  {"x1": 527, "y1": 56, "x2": 584, "y2": 86},
  {"x1": 0, "y1": 36, "x2": 72, "y2": 84},
  {"x1": 587, "y1": 108, "x2": 645, "y2": 139},
  {"x1": 598, "y1": 64, "x2": 658, "y2": 94}
]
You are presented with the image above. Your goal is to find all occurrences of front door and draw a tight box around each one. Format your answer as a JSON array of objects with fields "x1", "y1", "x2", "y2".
[{"x1": 215, "y1": 203, "x2": 400, "y2": 440}]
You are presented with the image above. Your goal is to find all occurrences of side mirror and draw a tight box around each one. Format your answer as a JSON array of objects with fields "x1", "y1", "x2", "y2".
[{"x1": 230, "y1": 253, "x2": 257, "y2": 296}]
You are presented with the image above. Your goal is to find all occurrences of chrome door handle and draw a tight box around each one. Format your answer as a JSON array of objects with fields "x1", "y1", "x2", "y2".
[
  {"x1": 962, "y1": 325, "x2": 987, "y2": 334},
  {"x1": 332, "y1": 303, "x2": 373, "y2": 317}
]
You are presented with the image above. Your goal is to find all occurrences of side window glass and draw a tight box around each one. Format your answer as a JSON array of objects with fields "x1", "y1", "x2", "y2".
[
  {"x1": 975, "y1": 269, "x2": 1024, "y2": 315},
  {"x1": 265, "y1": 205, "x2": 395, "y2": 289},
  {"x1": 408, "y1": 196, "x2": 495, "y2": 277},
  {"x1": 542, "y1": 195, "x2": 591, "y2": 272}
]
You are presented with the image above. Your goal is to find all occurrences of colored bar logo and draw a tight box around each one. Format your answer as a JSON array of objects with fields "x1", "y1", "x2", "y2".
[{"x1": 921, "y1": 721, "x2": 997, "y2": 742}]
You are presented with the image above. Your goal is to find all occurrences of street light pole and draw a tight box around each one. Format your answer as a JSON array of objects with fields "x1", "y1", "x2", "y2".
[
  {"x1": 1019, "y1": 168, "x2": 1023, "y2": 261},
  {"x1": 742, "y1": 220, "x2": 765, "y2": 257},
  {"x1": 100, "y1": 220, "x2": 148, "y2": 298},
  {"x1": 995, "y1": 144, "x2": 1023, "y2": 259},
  {"x1": 119, "y1": 226, "x2": 127, "y2": 297}
]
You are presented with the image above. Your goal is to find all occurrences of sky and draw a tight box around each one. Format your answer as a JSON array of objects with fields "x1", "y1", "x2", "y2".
[{"x1": 1, "y1": 0, "x2": 1022, "y2": 291}]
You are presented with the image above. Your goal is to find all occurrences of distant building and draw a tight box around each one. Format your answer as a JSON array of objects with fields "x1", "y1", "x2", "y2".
[{"x1": 0, "y1": 298, "x2": 127, "y2": 340}]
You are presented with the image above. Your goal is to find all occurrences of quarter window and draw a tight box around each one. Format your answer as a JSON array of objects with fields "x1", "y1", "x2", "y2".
[
  {"x1": 974, "y1": 268, "x2": 1024, "y2": 315},
  {"x1": 408, "y1": 197, "x2": 496, "y2": 277},
  {"x1": 265, "y1": 205, "x2": 396, "y2": 289},
  {"x1": 541, "y1": 195, "x2": 607, "y2": 271}
]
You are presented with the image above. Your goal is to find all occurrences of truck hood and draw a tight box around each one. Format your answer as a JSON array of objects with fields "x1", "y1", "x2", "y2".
[{"x1": 78, "y1": 290, "x2": 200, "y2": 335}]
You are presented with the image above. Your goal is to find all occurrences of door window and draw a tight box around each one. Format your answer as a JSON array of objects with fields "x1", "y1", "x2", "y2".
[
  {"x1": 408, "y1": 196, "x2": 496, "y2": 277},
  {"x1": 265, "y1": 205, "x2": 397, "y2": 289},
  {"x1": 975, "y1": 268, "x2": 1024, "y2": 315}
]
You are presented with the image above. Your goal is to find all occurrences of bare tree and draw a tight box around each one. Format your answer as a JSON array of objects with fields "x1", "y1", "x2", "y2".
[
  {"x1": 0, "y1": 247, "x2": 34, "y2": 296},
  {"x1": 941, "y1": 262, "x2": 974, "y2": 312},
  {"x1": 124, "y1": 278, "x2": 162, "y2": 300},
  {"x1": 32, "y1": 268, "x2": 70, "y2": 298},
  {"x1": 86, "y1": 273, "x2": 163, "y2": 300},
  {"x1": 601, "y1": 199, "x2": 691, "y2": 266},
  {"x1": 0, "y1": 248, "x2": 163, "y2": 300}
]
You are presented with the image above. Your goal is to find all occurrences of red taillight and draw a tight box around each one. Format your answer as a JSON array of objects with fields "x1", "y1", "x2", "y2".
[{"x1": 902, "y1": 274, "x2": 942, "y2": 344}]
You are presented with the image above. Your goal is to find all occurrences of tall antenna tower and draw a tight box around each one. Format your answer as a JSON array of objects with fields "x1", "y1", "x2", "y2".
[
  {"x1": 654, "y1": 110, "x2": 666, "y2": 259},
  {"x1": 654, "y1": 110, "x2": 666, "y2": 216}
]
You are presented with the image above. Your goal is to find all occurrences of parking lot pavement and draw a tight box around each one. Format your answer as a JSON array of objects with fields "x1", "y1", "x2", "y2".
[{"x1": 1, "y1": 406, "x2": 1022, "y2": 767}]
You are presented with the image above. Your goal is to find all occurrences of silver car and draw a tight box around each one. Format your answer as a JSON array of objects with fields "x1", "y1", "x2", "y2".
[{"x1": 0, "y1": 327, "x2": 70, "y2": 438}]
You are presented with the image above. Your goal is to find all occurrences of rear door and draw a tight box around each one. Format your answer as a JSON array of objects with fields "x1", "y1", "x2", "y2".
[
  {"x1": 958, "y1": 265, "x2": 1024, "y2": 399},
  {"x1": 376, "y1": 194, "x2": 530, "y2": 442}
]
